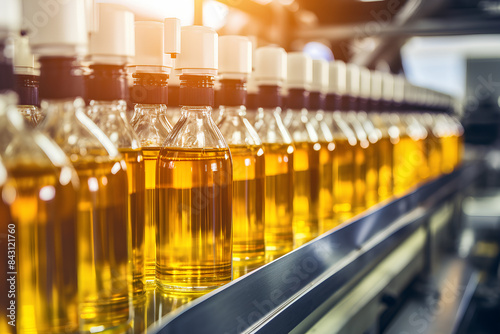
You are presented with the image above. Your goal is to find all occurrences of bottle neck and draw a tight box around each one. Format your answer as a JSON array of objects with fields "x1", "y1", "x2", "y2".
[
  {"x1": 309, "y1": 91, "x2": 324, "y2": 111},
  {"x1": 219, "y1": 79, "x2": 246, "y2": 107},
  {"x1": 131, "y1": 72, "x2": 168, "y2": 104},
  {"x1": 257, "y1": 85, "x2": 282, "y2": 109},
  {"x1": 245, "y1": 92, "x2": 258, "y2": 110},
  {"x1": 15, "y1": 74, "x2": 39, "y2": 106},
  {"x1": 325, "y1": 93, "x2": 342, "y2": 112},
  {"x1": 85, "y1": 64, "x2": 128, "y2": 102},
  {"x1": 89, "y1": 100, "x2": 127, "y2": 114},
  {"x1": 168, "y1": 85, "x2": 180, "y2": 108},
  {"x1": 287, "y1": 88, "x2": 309, "y2": 110},
  {"x1": 179, "y1": 75, "x2": 214, "y2": 107},
  {"x1": 39, "y1": 57, "x2": 84, "y2": 100}
]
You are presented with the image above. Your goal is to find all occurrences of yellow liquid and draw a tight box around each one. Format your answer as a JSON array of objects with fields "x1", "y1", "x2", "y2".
[
  {"x1": 377, "y1": 137, "x2": 393, "y2": 201},
  {"x1": 414, "y1": 139, "x2": 427, "y2": 184},
  {"x1": 441, "y1": 136, "x2": 457, "y2": 174},
  {"x1": 75, "y1": 158, "x2": 132, "y2": 332},
  {"x1": 333, "y1": 139, "x2": 354, "y2": 223},
  {"x1": 393, "y1": 136, "x2": 418, "y2": 195},
  {"x1": 426, "y1": 132, "x2": 442, "y2": 179},
  {"x1": 352, "y1": 143, "x2": 367, "y2": 214},
  {"x1": 143, "y1": 147, "x2": 161, "y2": 284},
  {"x1": 230, "y1": 145, "x2": 266, "y2": 279},
  {"x1": 318, "y1": 142, "x2": 336, "y2": 233},
  {"x1": 263, "y1": 143, "x2": 294, "y2": 261},
  {"x1": 292, "y1": 142, "x2": 320, "y2": 248},
  {"x1": 6, "y1": 166, "x2": 79, "y2": 333},
  {"x1": 457, "y1": 134, "x2": 464, "y2": 167},
  {"x1": 120, "y1": 148, "x2": 146, "y2": 297},
  {"x1": 365, "y1": 142, "x2": 379, "y2": 208},
  {"x1": 0, "y1": 184, "x2": 12, "y2": 334},
  {"x1": 156, "y1": 148, "x2": 233, "y2": 292}
]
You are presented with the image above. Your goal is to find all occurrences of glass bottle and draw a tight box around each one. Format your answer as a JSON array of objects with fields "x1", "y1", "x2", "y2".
[
  {"x1": 129, "y1": 21, "x2": 175, "y2": 286},
  {"x1": 285, "y1": 52, "x2": 320, "y2": 247},
  {"x1": 86, "y1": 5, "x2": 145, "y2": 299},
  {"x1": 1, "y1": 41, "x2": 80, "y2": 334},
  {"x1": 217, "y1": 36, "x2": 265, "y2": 278},
  {"x1": 156, "y1": 26, "x2": 233, "y2": 293},
  {"x1": 253, "y1": 46, "x2": 294, "y2": 261}
]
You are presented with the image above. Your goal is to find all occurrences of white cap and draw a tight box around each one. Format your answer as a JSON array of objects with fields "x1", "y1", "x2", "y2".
[
  {"x1": 168, "y1": 59, "x2": 181, "y2": 85},
  {"x1": 286, "y1": 52, "x2": 312, "y2": 90},
  {"x1": 381, "y1": 72, "x2": 394, "y2": 102},
  {"x1": 218, "y1": 35, "x2": 251, "y2": 80},
  {"x1": 14, "y1": 36, "x2": 35, "y2": 75},
  {"x1": 0, "y1": 0, "x2": 21, "y2": 39},
  {"x1": 393, "y1": 75, "x2": 405, "y2": 103},
  {"x1": 164, "y1": 18, "x2": 181, "y2": 57},
  {"x1": 370, "y1": 71, "x2": 382, "y2": 101},
  {"x1": 327, "y1": 60, "x2": 346, "y2": 95},
  {"x1": 89, "y1": 4, "x2": 135, "y2": 64},
  {"x1": 404, "y1": 81, "x2": 417, "y2": 105},
  {"x1": 247, "y1": 72, "x2": 258, "y2": 94},
  {"x1": 175, "y1": 26, "x2": 217, "y2": 76},
  {"x1": 311, "y1": 59, "x2": 328, "y2": 93},
  {"x1": 254, "y1": 46, "x2": 286, "y2": 87},
  {"x1": 359, "y1": 67, "x2": 370, "y2": 99},
  {"x1": 345, "y1": 63, "x2": 360, "y2": 97},
  {"x1": 135, "y1": 21, "x2": 165, "y2": 68},
  {"x1": 23, "y1": 0, "x2": 87, "y2": 56}
]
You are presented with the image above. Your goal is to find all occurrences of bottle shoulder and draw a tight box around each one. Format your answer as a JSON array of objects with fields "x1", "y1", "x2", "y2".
[
  {"x1": 254, "y1": 108, "x2": 293, "y2": 145},
  {"x1": 217, "y1": 112, "x2": 262, "y2": 147}
]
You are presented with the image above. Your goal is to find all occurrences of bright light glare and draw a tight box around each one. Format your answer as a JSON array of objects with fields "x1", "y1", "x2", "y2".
[
  {"x1": 303, "y1": 42, "x2": 334, "y2": 61},
  {"x1": 203, "y1": 0, "x2": 228, "y2": 31},
  {"x1": 252, "y1": 0, "x2": 273, "y2": 4},
  {"x1": 98, "y1": 0, "x2": 194, "y2": 25}
]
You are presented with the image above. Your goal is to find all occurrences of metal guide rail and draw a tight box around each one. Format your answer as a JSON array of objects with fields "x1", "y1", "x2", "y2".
[{"x1": 144, "y1": 162, "x2": 482, "y2": 334}]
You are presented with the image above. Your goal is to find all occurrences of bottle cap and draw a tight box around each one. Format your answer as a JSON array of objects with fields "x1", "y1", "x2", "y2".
[
  {"x1": 218, "y1": 35, "x2": 251, "y2": 80},
  {"x1": 164, "y1": 18, "x2": 181, "y2": 58},
  {"x1": 0, "y1": 0, "x2": 21, "y2": 39},
  {"x1": 14, "y1": 36, "x2": 35, "y2": 75},
  {"x1": 370, "y1": 70, "x2": 382, "y2": 101},
  {"x1": 24, "y1": 0, "x2": 88, "y2": 57},
  {"x1": 359, "y1": 67, "x2": 370, "y2": 99},
  {"x1": 134, "y1": 21, "x2": 168, "y2": 72},
  {"x1": 327, "y1": 60, "x2": 346, "y2": 95},
  {"x1": 89, "y1": 4, "x2": 134, "y2": 65},
  {"x1": 311, "y1": 59, "x2": 328, "y2": 93},
  {"x1": 404, "y1": 81, "x2": 417, "y2": 105},
  {"x1": 254, "y1": 46, "x2": 286, "y2": 87},
  {"x1": 286, "y1": 52, "x2": 312, "y2": 90},
  {"x1": 168, "y1": 59, "x2": 180, "y2": 85},
  {"x1": 175, "y1": 26, "x2": 218, "y2": 76},
  {"x1": 345, "y1": 63, "x2": 360, "y2": 97},
  {"x1": 393, "y1": 75, "x2": 405, "y2": 103},
  {"x1": 247, "y1": 72, "x2": 258, "y2": 94},
  {"x1": 381, "y1": 72, "x2": 394, "y2": 101}
]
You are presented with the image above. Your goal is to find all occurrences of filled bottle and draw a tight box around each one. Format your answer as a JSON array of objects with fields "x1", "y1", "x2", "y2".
[
  {"x1": 156, "y1": 26, "x2": 233, "y2": 293},
  {"x1": 309, "y1": 59, "x2": 336, "y2": 233},
  {"x1": 367, "y1": 70, "x2": 393, "y2": 200},
  {"x1": 253, "y1": 46, "x2": 294, "y2": 261},
  {"x1": 13, "y1": 36, "x2": 41, "y2": 127},
  {"x1": 130, "y1": 20, "x2": 177, "y2": 286},
  {"x1": 25, "y1": 0, "x2": 133, "y2": 330},
  {"x1": 1, "y1": 2, "x2": 80, "y2": 331},
  {"x1": 217, "y1": 35, "x2": 265, "y2": 278},
  {"x1": 85, "y1": 4, "x2": 146, "y2": 298},
  {"x1": 284, "y1": 52, "x2": 321, "y2": 246},
  {"x1": 325, "y1": 60, "x2": 357, "y2": 223}
]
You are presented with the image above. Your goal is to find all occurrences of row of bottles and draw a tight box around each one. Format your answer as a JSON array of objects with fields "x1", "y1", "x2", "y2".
[{"x1": 0, "y1": 1, "x2": 464, "y2": 333}]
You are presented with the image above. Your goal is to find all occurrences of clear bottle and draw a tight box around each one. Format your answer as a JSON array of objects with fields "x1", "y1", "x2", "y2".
[
  {"x1": 325, "y1": 61, "x2": 357, "y2": 223},
  {"x1": 1, "y1": 12, "x2": 80, "y2": 331},
  {"x1": 13, "y1": 36, "x2": 42, "y2": 127},
  {"x1": 253, "y1": 46, "x2": 294, "y2": 261},
  {"x1": 129, "y1": 20, "x2": 176, "y2": 285},
  {"x1": 285, "y1": 52, "x2": 321, "y2": 247},
  {"x1": 26, "y1": 1, "x2": 133, "y2": 330},
  {"x1": 86, "y1": 4, "x2": 145, "y2": 299},
  {"x1": 217, "y1": 36, "x2": 265, "y2": 278},
  {"x1": 156, "y1": 26, "x2": 233, "y2": 293},
  {"x1": 309, "y1": 59, "x2": 336, "y2": 233}
]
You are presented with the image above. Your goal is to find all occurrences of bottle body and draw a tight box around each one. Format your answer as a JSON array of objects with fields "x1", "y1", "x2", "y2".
[
  {"x1": 157, "y1": 105, "x2": 233, "y2": 292},
  {"x1": 39, "y1": 98, "x2": 132, "y2": 332},
  {"x1": 254, "y1": 107, "x2": 294, "y2": 261},
  {"x1": 0, "y1": 92, "x2": 80, "y2": 333},
  {"x1": 217, "y1": 105, "x2": 265, "y2": 278}
]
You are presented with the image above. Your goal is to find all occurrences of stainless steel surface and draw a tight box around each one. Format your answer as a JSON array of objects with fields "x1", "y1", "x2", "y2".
[{"x1": 147, "y1": 162, "x2": 482, "y2": 334}]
